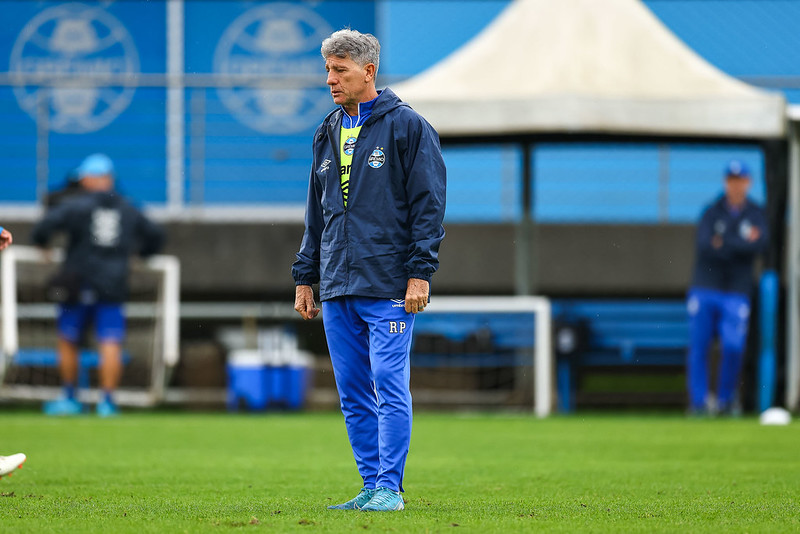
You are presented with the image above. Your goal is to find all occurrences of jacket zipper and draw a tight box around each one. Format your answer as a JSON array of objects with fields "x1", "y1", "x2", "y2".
[{"x1": 327, "y1": 119, "x2": 350, "y2": 289}]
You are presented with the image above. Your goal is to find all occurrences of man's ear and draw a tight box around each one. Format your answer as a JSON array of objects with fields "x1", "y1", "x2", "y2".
[{"x1": 364, "y1": 63, "x2": 376, "y2": 83}]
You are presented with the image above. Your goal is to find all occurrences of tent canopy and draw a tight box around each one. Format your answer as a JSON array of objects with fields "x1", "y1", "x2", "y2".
[{"x1": 391, "y1": 0, "x2": 786, "y2": 139}]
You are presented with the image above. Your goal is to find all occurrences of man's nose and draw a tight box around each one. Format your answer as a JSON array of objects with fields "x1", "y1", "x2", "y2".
[{"x1": 327, "y1": 72, "x2": 336, "y2": 86}]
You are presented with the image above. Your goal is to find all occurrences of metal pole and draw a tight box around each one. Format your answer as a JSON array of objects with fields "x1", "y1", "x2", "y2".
[
  {"x1": 35, "y1": 89, "x2": 49, "y2": 204},
  {"x1": 658, "y1": 144, "x2": 670, "y2": 222},
  {"x1": 515, "y1": 143, "x2": 533, "y2": 295},
  {"x1": 759, "y1": 270, "x2": 779, "y2": 411},
  {"x1": 189, "y1": 89, "x2": 206, "y2": 206},
  {"x1": 787, "y1": 118, "x2": 800, "y2": 411},
  {"x1": 166, "y1": 0, "x2": 185, "y2": 212},
  {"x1": 1, "y1": 247, "x2": 20, "y2": 360}
]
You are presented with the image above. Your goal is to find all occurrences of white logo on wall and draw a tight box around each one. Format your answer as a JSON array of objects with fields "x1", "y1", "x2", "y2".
[
  {"x1": 213, "y1": 3, "x2": 333, "y2": 134},
  {"x1": 10, "y1": 3, "x2": 140, "y2": 134}
]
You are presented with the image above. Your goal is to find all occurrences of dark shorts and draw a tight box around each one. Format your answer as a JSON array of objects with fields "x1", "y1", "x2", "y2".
[{"x1": 57, "y1": 302, "x2": 126, "y2": 344}]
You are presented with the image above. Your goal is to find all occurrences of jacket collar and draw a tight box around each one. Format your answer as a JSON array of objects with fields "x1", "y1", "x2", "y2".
[{"x1": 340, "y1": 92, "x2": 380, "y2": 128}]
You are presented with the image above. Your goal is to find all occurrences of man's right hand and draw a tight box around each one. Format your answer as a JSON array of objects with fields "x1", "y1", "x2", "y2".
[{"x1": 294, "y1": 284, "x2": 320, "y2": 320}]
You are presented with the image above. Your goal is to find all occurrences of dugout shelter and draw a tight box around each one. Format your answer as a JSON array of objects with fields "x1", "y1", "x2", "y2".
[{"x1": 393, "y1": 0, "x2": 789, "y2": 409}]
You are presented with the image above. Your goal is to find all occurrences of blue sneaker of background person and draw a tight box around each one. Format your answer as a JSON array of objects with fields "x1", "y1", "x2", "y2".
[
  {"x1": 43, "y1": 397, "x2": 83, "y2": 416},
  {"x1": 327, "y1": 487, "x2": 375, "y2": 510},
  {"x1": 360, "y1": 487, "x2": 405, "y2": 512},
  {"x1": 96, "y1": 399, "x2": 120, "y2": 418}
]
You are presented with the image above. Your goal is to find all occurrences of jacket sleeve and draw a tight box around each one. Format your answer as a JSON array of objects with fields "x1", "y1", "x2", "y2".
[
  {"x1": 401, "y1": 114, "x2": 447, "y2": 282},
  {"x1": 695, "y1": 205, "x2": 731, "y2": 261},
  {"x1": 135, "y1": 210, "x2": 165, "y2": 258},
  {"x1": 726, "y1": 207, "x2": 769, "y2": 257},
  {"x1": 31, "y1": 203, "x2": 73, "y2": 246},
  {"x1": 291, "y1": 167, "x2": 323, "y2": 286}
]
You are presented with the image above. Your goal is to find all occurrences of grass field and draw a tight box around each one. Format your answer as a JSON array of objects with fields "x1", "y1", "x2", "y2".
[{"x1": 0, "y1": 410, "x2": 798, "y2": 533}]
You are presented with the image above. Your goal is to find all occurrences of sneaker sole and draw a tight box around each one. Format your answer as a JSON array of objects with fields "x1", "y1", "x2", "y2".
[
  {"x1": 361, "y1": 503, "x2": 404, "y2": 512},
  {"x1": 0, "y1": 456, "x2": 26, "y2": 479}
]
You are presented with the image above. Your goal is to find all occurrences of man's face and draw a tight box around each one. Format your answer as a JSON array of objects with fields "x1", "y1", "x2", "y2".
[
  {"x1": 325, "y1": 54, "x2": 372, "y2": 109},
  {"x1": 725, "y1": 175, "x2": 751, "y2": 206},
  {"x1": 80, "y1": 174, "x2": 113, "y2": 192}
]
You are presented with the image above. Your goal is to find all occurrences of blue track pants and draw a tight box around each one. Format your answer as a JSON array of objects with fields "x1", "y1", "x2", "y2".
[
  {"x1": 686, "y1": 287, "x2": 751, "y2": 411},
  {"x1": 322, "y1": 296, "x2": 415, "y2": 492}
]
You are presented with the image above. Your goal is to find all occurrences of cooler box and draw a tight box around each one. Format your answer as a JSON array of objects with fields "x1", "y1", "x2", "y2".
[
  {"x1": 227, "y1": 350, "x2": 312, "y2": 411},
  {"x1": 226, "y1": 350, "x2": 269, "y2": 411}
]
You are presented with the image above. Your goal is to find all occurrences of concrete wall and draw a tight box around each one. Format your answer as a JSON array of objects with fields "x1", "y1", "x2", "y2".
[{"x1": 5, "y1": 221, "x2": 696, "y2": 298}]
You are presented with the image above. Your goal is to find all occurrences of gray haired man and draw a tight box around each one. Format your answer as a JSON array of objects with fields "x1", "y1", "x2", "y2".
[{"x1": 293, "y1": 29, "x2": 446, "y2": 511}]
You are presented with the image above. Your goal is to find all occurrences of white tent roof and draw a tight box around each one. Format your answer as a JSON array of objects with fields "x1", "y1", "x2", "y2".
[{"x1": 391, "y1": 0, "x2": 786, "y2": 138}]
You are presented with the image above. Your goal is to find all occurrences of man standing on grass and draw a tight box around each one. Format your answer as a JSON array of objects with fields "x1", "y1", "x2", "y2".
[
  {"x1": 292, "y1": 29, "x2": 446, "y2": 512},
  {"x1": 687, "y1": 160, "x2": 768, "y2": 416},
  {"x1": 32, "y1": 153, "x2": 164, "y2": 417}
]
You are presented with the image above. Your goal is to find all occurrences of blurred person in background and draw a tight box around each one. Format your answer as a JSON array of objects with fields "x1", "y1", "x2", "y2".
[
  {"x1": 687, "y1": 160, "x2": 768, "y2": 416},
  {"x1": 45, "y1": 167, "x2": 83, "y2": 209},
  {"x1": 293, "y1": 29, "x2": 446, "y2": 511},
  {"x1": 32, "y1": 153, "x2": 164, "y2": 417},
  {"x1": 0, "y1": 227, "x2": 26, "y2": 476}
]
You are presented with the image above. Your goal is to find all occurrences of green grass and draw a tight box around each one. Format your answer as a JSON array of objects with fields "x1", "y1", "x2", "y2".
[{"x1": 1, "y1": 411, "x2": 799, "y2": 533}]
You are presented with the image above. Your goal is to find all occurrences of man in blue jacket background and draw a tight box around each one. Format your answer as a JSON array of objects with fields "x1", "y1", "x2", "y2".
[
  {"x1": 32, "y1": 153, "x2": 164, "y2": 417},
  {"x1": 687, "y1": 160, "x2": 768, "y2": 416},
  {"x1": 292, "y1": 29, "x2": 446, "y2": 512}
]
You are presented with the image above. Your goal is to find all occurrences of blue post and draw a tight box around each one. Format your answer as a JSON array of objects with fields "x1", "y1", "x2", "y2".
[
  {"x1": 758, "y1": 270, "x2": 779, "y2": 412},
  {"x1": 556, "y1": 359, "x2": 573, "y2": 413}
]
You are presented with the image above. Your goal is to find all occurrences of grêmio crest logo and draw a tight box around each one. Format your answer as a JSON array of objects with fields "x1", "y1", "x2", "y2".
[
  {"x1": 368, "y1": 147, "x2": 386, "y2": 169},
  {"x1": 10, "y1": 3, "x2": 140, "y2": 133},
  {"x1": 214, "y1": 3, "x2": 333, "y2": 134},
  {"x1": 343, "y1": 136, "x2": 357, "y2": 155}
]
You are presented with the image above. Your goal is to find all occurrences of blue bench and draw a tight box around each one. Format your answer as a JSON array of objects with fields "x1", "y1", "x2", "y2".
[
  {"x1": 408, "y1": 301, "x2": 689, "y2": 412},
  {"x1": 553, "y1": 300, "x2": 689, "y2": 412},
  {"x1": 411, "y1": 312, "x2": 535, "y2": 368},
  {"x1": 12, "y1": 348, "x2": 131, "y2": 390}
]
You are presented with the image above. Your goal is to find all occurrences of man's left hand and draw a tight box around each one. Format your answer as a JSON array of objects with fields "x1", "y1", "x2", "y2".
[{"x1": 404, "y1": 278, "x2": 429, "y2": 314}]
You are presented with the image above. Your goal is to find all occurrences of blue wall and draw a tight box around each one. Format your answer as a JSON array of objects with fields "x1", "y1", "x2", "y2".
[
  {"x1": 0, "y1": 0, "x2": 793, "y2": 222},
  {"x1": 1, "y1": 1, "x2": 167, "y2": 204},
  {"x1": 0, "y1": 1, "x2": 374, "y2": 208}
]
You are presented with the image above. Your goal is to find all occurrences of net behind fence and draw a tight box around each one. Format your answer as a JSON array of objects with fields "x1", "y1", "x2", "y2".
[
  {"x1": 408, "y1": 297, "x2": 552, "y2": 416},
  {"x1": 1, "y1": 246, "x2": 180, "y2": 406}
]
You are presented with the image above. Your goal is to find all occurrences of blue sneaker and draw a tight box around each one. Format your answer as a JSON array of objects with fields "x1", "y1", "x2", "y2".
[
  {"x1": 43, "y1": 398, "x2": 83, "y2": 416},
  {"x1": 96, "y1": 400, "x2": 120, "y2": 418},
  {"x1": 327, "y1": 487, "x2": 375, "y2": 510},
  {"x1": 360, "y1": 487, "x2": 404, "y2": 512}
]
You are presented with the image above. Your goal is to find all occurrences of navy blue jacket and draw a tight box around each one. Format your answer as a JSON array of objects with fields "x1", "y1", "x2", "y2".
[
  {"x1": 292, "y1": 88, "x2": 447, "y2": 301},
  {"x1": 691, "y1": 195, "x2": 768, "y2": 296},
  {"x1": 32, "y1": 191, "x2": 164, "y2": 302}
]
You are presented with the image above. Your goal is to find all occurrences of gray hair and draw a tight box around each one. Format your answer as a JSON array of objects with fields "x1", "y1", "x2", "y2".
[{"x1": 321, "y1": 29, "x2": 380, "y2": 72}]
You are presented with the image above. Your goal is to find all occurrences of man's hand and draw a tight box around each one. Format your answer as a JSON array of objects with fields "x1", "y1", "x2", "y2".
[
  {"x1": 711, "y1": 235, "x2": 723, "y2": 249},
  {"x1": 404, "y1": 278, "x2": 429, "y2": 314},
  {"x1": 294, "y1": 284, "x2": 320, "y2": 320},
  {"x1": 748, "y1": 226, "x2": 761, "y2": 243},
  {"x1": 0, "y1": 228, "x2": 12, "y2": 251}
]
